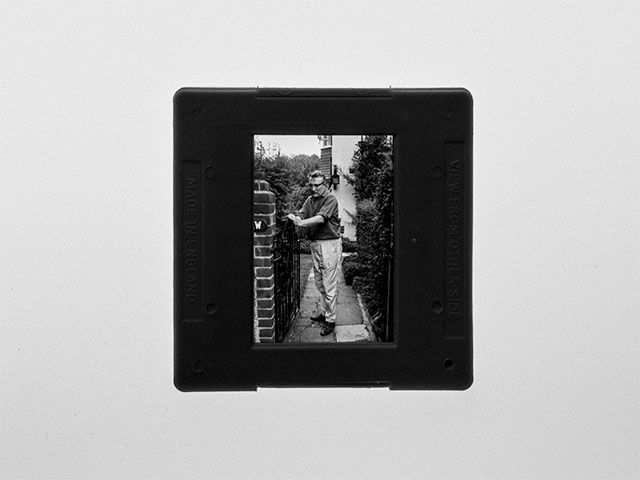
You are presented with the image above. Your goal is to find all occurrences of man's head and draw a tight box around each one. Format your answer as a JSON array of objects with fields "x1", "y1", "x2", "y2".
[{"x1": 308, "y1": 170, "x2": 328, "y2": 198}]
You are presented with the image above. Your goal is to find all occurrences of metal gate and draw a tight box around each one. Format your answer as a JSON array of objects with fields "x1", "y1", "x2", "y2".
[{"x1": 272, "y1": 220, "x2": 300, "y2": 342}]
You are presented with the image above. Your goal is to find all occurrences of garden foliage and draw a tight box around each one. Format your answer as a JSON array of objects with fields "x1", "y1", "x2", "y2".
[
  {"x1": 254, "y1": 142, "x2": 320, "y2": 223},
  {"x1": 346, "y1": 136, "x2": 394, "y2": 340}
]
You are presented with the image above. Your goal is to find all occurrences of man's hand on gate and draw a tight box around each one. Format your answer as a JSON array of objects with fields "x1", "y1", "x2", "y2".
[{"x1": 286, "y1": 213, "x2": 302, "y2": 226}]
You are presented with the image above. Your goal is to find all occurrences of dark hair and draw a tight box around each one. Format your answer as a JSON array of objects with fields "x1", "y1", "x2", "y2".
[{"x1": 308, "y1": 170, "x2": 326, "y2": 183}]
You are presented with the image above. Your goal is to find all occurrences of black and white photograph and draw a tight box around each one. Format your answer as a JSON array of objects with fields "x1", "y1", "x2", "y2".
[{"x1": 253, "y1": 135, "x2": 393, "y2": 343}]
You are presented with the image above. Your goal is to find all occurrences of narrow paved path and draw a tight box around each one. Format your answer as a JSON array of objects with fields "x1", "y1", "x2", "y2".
[{"x1": 284, "y1": 257, "x2": 375, "y2": 343}]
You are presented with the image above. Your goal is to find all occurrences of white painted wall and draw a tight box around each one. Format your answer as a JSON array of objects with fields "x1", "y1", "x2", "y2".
[{"x1": 329, "y1": 135, "x2": 361, "y2": 240}]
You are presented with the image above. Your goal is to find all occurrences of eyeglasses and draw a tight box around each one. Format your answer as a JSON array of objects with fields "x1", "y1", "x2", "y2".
[{"x1": 308, "y1": 183, "x2": 324, "y2": 189}]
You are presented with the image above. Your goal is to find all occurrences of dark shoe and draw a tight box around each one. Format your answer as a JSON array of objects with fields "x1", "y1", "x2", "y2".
[
  {"x1": 310, "y1": 313, "x2": 326, "y2": 323},
  {"x1": 320, "y1": 322, "x2": 335, "y2": 336}
]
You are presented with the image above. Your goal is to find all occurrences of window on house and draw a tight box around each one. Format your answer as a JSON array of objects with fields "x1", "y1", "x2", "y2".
[{"x1": 318, "y1": 135, "x2": 332, "y2": 148}]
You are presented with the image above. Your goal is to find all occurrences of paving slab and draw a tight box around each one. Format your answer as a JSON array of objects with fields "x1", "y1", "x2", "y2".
[
  {"x1": 284, "y1": 256, "x2": 371, "y2": 343},
  {"x1": 294, "y1": 316, "x2": 312, "y2": 327},
  {"x1": 335, "y1": 307, "x2": 363, "y2": 326},
  {"x1": 285, "y1": 321, "x2": 335, "y2": 343},
  {"x1": 335, "y1": 324, "x2": 370, "y2": 343},
  {"x1": 297, "y1": 324, "x2": 335, "y2": 342},
  {"x1": 337, "y1": 296, "x2": 359, "y2": 306}
]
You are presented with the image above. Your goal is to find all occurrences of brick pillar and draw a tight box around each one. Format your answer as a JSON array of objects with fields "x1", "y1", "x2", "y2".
[{"x1": 253, "y1": 174, "x2": 276, "y2": 343}]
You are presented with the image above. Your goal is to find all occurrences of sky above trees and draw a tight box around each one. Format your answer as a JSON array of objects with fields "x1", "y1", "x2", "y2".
[{"x1": 255, "y1": 135, "x2": 320, "y2": 157}]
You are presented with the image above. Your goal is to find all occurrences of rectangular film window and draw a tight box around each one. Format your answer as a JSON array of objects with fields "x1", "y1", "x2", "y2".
[{"x1": 252, "y1": 135, "x2": 394, "y2": 344}]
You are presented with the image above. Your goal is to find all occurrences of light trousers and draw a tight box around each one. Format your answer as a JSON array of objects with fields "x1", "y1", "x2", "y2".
[{"x1": 310, "y1": 238, "x2": 343, "y2": 323}]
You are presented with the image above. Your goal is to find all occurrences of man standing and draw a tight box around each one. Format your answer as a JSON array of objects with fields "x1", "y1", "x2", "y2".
[{"x1": 287, "y1": 170, "x2": 342, "y2": 336}]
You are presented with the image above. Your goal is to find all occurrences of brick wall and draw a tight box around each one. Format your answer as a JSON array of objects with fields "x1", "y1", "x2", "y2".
[{"x1": 253, "y1": 175, "x2": 276, "y2": 343}]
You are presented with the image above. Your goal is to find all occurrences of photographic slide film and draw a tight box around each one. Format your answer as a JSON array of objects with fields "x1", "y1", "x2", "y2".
[
  {"x1": 252, "y1": 135, "x2": 394, "y2": 344},
  {"x1": 174, "y1": 88, "x2": 472, "y2": 390}
]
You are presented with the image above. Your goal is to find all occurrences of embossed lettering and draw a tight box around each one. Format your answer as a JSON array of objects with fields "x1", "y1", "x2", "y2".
[
  {"x1": 183, "y1": 175, "x2": 200, "y2": 304},
  {"x1": 445, "y1": 144, "x2": 465, "y2": 336}
]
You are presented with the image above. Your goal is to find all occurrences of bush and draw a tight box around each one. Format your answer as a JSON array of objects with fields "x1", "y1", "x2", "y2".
[
  {"x1": 254, "y1": 147, "x2": 319, "y2": 220},
  {"x1": 341, "y1": 255, "x2": 365, "y2": 285},
  {"x1": 341, "y1": 237, "x2": 358, "y2": 253},
  {"x1": 347, "y1": 135, "x2": 393, "y2": 202},
  {"x1": 351, "y1": 200, "x2": 383, "y2": 314},
  {"x1": 347, "y1": 136, "x2": 394, "y2": 341}
]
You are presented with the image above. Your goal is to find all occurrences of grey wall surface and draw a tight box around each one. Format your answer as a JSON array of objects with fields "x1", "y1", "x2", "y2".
[{"x1": 1, "y1": 1, "x2": 638, "y2": 479}]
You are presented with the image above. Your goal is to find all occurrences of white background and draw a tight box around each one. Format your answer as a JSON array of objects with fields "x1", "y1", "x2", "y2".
[{"x1": 1, "y1": 1, "x2": 638, "y2": 479}]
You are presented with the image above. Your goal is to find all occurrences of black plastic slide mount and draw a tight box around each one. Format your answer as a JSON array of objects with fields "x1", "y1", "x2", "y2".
[{"x1": 173, "y1": 87, "x2": 473, "y2": 390}]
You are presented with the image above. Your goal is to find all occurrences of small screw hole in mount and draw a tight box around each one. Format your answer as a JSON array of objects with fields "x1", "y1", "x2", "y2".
[
  {"x1": 443, "y1": 358, "x2": 454, "y2": 370},
  {"x1": 192, "y1": 360, "x2": 203, "y2": 373},
  {"x1": 204, "y1": 302, "x2": 217, "y2": 315},
  {"x1": 432, "y1": 301, "x2": 443, "y2": 314}
]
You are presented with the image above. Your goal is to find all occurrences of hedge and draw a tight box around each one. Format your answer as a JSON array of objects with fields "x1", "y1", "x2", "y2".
[{"x1": 347, "y1": 136, "x2": 394, "y2": 341}]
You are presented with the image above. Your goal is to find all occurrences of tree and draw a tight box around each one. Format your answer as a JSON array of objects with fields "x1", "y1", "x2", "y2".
[
  {"x1": 254, "y1": 143, "x2": 320, "y2": 222},
  {"x1": 346, "y1": 135, "x2": 393, "y2": 201}
]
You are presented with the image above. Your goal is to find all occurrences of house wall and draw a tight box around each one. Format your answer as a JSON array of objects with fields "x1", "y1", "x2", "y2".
[
  {"x1": 319, "y1": 145, "x2": 332, "y2": 179},
  {"x1": 328, "y1": 135, "x2": 360, "y2": 240}
]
